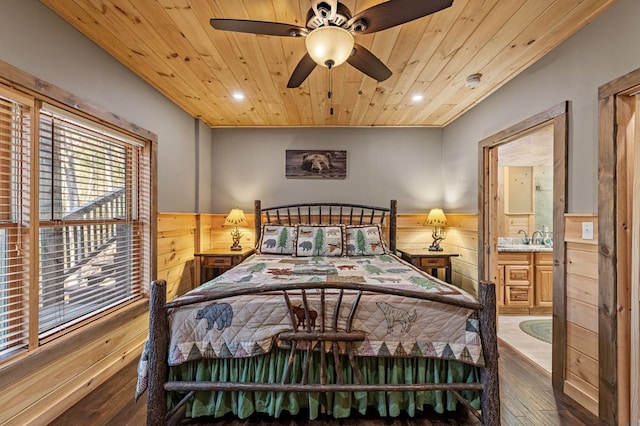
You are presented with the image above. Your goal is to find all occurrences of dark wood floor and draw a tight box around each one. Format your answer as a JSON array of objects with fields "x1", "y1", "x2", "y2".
[{"x1": 51, "y1": 342, "x2": 603, "y2": 425}]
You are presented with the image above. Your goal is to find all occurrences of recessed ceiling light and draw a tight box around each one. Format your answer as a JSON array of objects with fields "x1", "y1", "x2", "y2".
[
  {"x1": 232, "y1": 92, "x2": 245, "y2": 100},
  {"x1": 412, "y1": 94, "x2": 424, "y2": 102}
]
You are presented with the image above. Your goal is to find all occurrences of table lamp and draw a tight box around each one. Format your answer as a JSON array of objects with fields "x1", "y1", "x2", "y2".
[
  {"x1": 224, "y1": 208, "x2": 248, "y2": 251},
  {"x1": 425, "y1": 208, "x2": 447, "y2": 251}
]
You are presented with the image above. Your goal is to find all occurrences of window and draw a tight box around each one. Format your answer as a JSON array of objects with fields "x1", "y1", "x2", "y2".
[{"x1": 0, "y1": 87, "x2": 151, "y2": 358}]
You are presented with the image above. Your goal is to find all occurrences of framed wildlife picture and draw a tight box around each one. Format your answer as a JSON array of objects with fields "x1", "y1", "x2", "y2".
[{"x1": 285, "y1": 150, "x2": 347, "y2": 179}]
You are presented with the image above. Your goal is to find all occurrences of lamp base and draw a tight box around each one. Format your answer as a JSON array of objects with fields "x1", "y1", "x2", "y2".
[
  {"x1": 229, "y1": 226, "x2": 243, "y2": 251},
  {"x1": 428, "y1": 235, "x2": 445, "y2": 252}
]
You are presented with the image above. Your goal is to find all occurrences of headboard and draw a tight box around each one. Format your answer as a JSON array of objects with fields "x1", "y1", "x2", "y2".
[{"x1": 254, "y1": 200, "x2": 397, "y2": 253}]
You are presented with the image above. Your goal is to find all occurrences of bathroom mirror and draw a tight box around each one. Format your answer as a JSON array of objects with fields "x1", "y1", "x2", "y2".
[{"x1": 497, "y1": 125, "x2": 553, "y2": 240}]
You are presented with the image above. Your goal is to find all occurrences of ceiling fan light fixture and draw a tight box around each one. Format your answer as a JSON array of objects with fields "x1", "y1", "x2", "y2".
[{"x1": 305, "y1": 26, "x2": 354, "y2": 68}]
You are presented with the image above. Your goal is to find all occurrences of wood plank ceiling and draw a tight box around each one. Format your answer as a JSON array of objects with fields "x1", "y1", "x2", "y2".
[{"x1": 42, "y1": 0, "x2": 616, "y2": 128}]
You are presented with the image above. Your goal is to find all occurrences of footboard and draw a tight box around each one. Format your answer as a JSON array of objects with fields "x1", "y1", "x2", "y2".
[{"x1": 146, "y1": 280, "x2": 500, "y2": 425}]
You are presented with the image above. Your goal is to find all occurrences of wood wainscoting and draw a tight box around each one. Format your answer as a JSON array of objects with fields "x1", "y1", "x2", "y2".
[
  {"x1": 564, "y1": 214, "x2": 599, "y2": 415},
  {"x1": 157, "y1": 214, "x2": 198, "y2": 300},
  {"x1": 0, "y1": 301, "x2": 148, "y2": 425},
  {"x1": 398, "y1": 213, "x2": 479, "y2": 295}
]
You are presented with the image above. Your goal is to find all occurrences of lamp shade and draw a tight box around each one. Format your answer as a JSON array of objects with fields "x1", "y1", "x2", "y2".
[
  {"x1": 305, "y1": 26, "x2": 354, "y2": 68},
  {"x1": 425, "y1": 208, "x2": 447, "y2": 226},
  {"x1": 224, "y1": 208, "x2": 248, "y2": 227}
]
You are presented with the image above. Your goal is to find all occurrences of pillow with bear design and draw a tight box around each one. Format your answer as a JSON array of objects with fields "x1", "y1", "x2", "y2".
[
  {"x1": 294, "y1": 224, "x2": 345, "y2": 257},
  {"x1": 257, "y1": 224, "x2": 295, "y2": 254},
  {"x1": 345, "y1": 224, "x2": 388, "y2": 256}
]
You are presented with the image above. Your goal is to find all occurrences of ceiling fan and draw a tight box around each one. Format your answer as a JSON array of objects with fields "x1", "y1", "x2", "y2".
[{"x1": 210, "y1": 0, "x2": 454, "y2": 88}]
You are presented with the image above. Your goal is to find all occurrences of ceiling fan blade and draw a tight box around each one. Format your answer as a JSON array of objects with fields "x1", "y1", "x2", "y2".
[
  {"x1": 347, "y1": 44, "x2": 392, "y2": 82},
  {"x1": 210, "y1": 19, "x2": 307, "y2": 37},
  {"x1": 287, "y1": 53, "x2": 317, "y2": 88},
  {"x1": 347, "y1": 0, "x2": 453, "y2": 34}
]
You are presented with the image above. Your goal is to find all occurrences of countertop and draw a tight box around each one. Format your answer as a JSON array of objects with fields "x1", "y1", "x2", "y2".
[
  {"x1": 497, "y1": 245, "x2": 553, "y2": 253},
  {"x1": 497, "y1": 237, "x2": 553, "y2": 252}
]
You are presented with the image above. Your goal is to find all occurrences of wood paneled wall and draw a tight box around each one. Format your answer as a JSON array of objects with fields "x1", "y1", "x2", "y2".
[
  {"x1": 157, "y1": 214, "x2": 197, "y2": 300},
  {"x1": 397, "y1": 213, "x2": 479, "y2": 295},
  {"x1": 0, "y1": 301, "x2": 148, "y2": 424},
  {"x1": 199, "y1": 213, "x2": 257, "y2": 253},
  {"x1": 564, "y1": 214, "x2": 599, "y2": 415}
]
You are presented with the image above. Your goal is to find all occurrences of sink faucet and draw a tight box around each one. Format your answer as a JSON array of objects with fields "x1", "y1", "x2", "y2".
[
  {"x1": 518, "y1": 229, "x2": 530, "y2": 244},
  {"x1": 531, "y1": 230, "x2": 544, "y2": 245}
]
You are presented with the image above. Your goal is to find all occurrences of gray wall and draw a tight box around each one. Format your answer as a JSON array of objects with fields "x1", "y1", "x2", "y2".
[
  {"x1": 0, "y1": 0, "x2": 200, "y2": 213},
  {"x1": 210, "y1": 127, "x2": 443, "y2": 213},
  {"x1": 197, "y1": 119, "x2": 214, "y2": 213},
  {"x1": 443, "y1": 0, "x2": 640, "y2": 213}
]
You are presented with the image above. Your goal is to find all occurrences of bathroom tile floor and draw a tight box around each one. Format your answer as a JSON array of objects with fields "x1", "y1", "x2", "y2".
[{"x1": 498, "y1": 315, "x2": 552, "y2": 373}]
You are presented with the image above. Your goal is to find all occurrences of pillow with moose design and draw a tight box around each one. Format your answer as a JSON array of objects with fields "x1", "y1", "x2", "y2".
[
  {"x1": 257, "y1": 224, "x2": 295, "y2": 254},
  {"x1": 294, "y1": 224, "x2": 345, "y2": 256},
  {"x1": 345, "y1": 224, "x2": 388, "y2": 256}
]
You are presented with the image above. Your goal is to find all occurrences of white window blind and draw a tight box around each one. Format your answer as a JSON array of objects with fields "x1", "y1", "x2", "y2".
[
  {"x1": 0, "y1": 92, "x2": 31, "y2": 356},
  {"x1": 38, "y1": 108, "x2": 146, "y2": 337}
]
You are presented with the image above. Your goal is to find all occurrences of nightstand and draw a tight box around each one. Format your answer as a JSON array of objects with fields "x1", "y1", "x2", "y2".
[
  {"x1": 195, "y1": 247, "x2": 254, "y2": 284},
  {"x1": 397, "y1": 248, "x2": 459, "y2": 284}
]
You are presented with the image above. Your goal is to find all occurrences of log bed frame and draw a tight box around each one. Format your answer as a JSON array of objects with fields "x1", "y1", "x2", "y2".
[{"x1": 146, "y1": 200, "x2": 500, "y2": 425}]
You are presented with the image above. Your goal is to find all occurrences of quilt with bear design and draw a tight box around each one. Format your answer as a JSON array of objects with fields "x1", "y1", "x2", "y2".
[{"x1": 165, "y1": 253, "x2": 485, "y2": 368}]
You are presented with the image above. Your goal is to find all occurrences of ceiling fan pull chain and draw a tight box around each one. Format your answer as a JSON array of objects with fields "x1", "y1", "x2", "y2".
[{"x1": 328, "y1": 65, "x2": 334, "y2": 115}]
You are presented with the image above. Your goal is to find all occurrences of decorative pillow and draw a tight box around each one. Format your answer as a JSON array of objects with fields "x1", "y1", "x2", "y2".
[
  {"x1": 294, "y1": 224, "x2": 345, "y2": 256},
  {"x1": 257, "y1": 224, "x2": 295, "y2": 254},
  {"x1": 345, "y1": 224, "x2": 388, "y2": 256}
]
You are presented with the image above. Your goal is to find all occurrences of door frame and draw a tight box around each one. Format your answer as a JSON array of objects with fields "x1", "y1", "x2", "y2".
[
  {"x1": 478, "y1": 101, "x2": 568, "y2": 389},
  {"x1": 598, "y1": 68, "x2": 640, "y2": 425}
]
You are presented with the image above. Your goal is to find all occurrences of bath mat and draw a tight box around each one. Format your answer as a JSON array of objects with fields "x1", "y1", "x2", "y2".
[{"x1": 519, "y1": 319, "x2": 552, "y2": 344}]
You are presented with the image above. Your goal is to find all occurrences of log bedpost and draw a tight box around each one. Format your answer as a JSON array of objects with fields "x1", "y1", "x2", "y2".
[
  {"x1": 255, "y1": 200, "x2": 262, "y2": 245},
  {"x1": 389, "y1": 200, "x2": 397, "y2": 253},
  {"x1": 478, "y1": 280, "x2": 500, "y2": 425},
  {"x1": 147, "y1": 280, "x2": 169, "y2": 425}
]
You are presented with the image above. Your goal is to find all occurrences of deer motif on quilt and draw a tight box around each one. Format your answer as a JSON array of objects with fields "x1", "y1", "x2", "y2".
[{"x1": 376, "y1": 301, "x2": 417, "y2": 333}]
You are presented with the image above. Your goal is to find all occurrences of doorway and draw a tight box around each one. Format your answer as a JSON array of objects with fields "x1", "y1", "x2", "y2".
[
  {"x1": 495, "y1": 124, "x2": 554, "y2": 371},
  {"x1": 478, "y1": 102, "x2": 568, "y2": 389}
]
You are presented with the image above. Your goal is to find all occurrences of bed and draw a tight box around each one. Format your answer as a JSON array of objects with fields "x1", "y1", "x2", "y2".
[{"x1": 139, "y1": 200, "x2": 500, "y2": 425}]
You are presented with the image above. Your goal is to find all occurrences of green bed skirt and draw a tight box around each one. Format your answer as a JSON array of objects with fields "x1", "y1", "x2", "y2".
[{"x1": 168, "y1": 348, "x2": 481, "y2": 420}]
